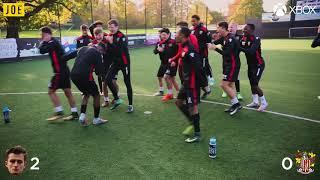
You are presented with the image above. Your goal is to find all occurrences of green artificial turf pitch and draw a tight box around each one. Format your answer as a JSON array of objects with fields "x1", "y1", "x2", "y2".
[{"x1": 0, "y1": 39, "x2": 319, "y2": 179}]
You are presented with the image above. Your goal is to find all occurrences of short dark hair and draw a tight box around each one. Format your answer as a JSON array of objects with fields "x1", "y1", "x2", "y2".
[
  {"x1": 218, "y1": 21, "x2": 228, "y2": 30},
  {"x1": 108, "y1": 19, "x2": 119, "y2": 27},
  {"x1": 177, "y1": 21, "x2": 189, "y2": 27},
  {"x1": 80, "y1": 24, "x2": 88, "y2": 31},
  {"x1": 159, "y1": 28, "x2": 170, "y2": 34},
  {"x1": 247, "y1": 23, "x2": 255, "y2": 31},
  {"x1": 94, "y1": 27, "x2": 103, "y2": 35},
  {"x1": 179, "y1": 27, "x2": 191, "y2": 38},
  {"x1": 93, "y1": 20, "x2": 103, "y2": 26},
  {"x1": 40, "y1": 26, "x2": 52, "y2": 34},
  {"x1": 5, "y1": 146, "x2": 27, "y2": 161},
  {"x1": 191, "y1": 15, "x2": 200, "y2": 21}
]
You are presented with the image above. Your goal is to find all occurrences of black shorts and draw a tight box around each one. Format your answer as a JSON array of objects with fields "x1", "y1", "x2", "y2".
[
  {"x1": 71, "y1": 77, "x2": 99, "y2": 96},
  {"x1": 248, "y1": 64, "x2": 265, "y2": 86},
  {"x1": 106, "y1": 63, "x2": 130, "y2": 83},
  {"x1": 177, "y1": 85, "x2": 200, "y2": 107},
  {"x1": 165, "y1": 66, "x2": 177, "y2": 77},
  {"x1": 49, "y1": 71, "x2": 71, "y2": 90},
  {"x1": 223, "y1": 65, "x2": 240, "y2": 82},
  {"x1": 157, "y1": 64, "x2": 168, "y2": 77}
]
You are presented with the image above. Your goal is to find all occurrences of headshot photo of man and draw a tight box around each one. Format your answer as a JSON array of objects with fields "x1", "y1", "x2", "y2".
[{"x1": 4, "y1": 145, "x2": 27, "y2": 176}]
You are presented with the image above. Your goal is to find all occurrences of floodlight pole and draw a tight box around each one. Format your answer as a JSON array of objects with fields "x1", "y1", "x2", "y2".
[
  {"x1": 56, "y1": 3, "x2": 62, "y2": 42},
  {"x1": 160, "y1": 0, "x2": 163, "y2": 28},
  {"x1": 125, "y1": 0, "x2": 127, "y2": 35},
  {"x1": 90, "y1": 0, "x2": 94, "y2": 23},
  {"x1": 109, "y1": 0, "x2": 112, "y2": 20},
  {"x1": 206, "y1": 6, "x2": 208, "y2": 27},
  {"x1": 289, "y1": 0, "x2": 297, "y2": 28},
  {"x1": 174, "y1": 0, "x2": 177, "y2": 30},
  {"x1": 145, "y1": 0, "x2": 147, "y2": 36}
]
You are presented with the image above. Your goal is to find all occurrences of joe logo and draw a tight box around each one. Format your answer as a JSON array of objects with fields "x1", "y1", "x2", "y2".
[{"x1": 295, "y1": 151, "x2": 316, "y2": 175}]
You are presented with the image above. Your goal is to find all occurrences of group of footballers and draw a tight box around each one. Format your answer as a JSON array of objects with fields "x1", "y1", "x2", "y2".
[
  {"x1": 39, "y1": 19, "x2": 133, "y2": 126},
  {"x1": 38, "y1": 13, "x2": 316, "y2": 143},
  {"x1": 152, "y1": 15, "x2": 270, "y2": 142}
]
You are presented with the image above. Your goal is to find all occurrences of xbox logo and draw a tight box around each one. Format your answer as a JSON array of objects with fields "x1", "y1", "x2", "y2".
[{"x1": 273, "y1": 3, "x2": 287, "y2": 17}]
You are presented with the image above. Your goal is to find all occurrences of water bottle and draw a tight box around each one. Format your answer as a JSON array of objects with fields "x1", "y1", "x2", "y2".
[
  {"x1": 209, "y1": 137, "x2": 217, "y2": 159},
  {"x1": 3, "y1": 106, "x2": 11, "y2": 123}
]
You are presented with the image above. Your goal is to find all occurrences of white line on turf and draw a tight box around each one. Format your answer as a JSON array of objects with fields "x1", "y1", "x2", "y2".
[{"x1": 0, "y1": 91, "x2": 319, "y2": 124}]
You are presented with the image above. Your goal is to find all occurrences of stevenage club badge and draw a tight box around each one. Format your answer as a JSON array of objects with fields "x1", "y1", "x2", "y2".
[{"x1": 295, "y1": 151, "x2": 316, "y2": 175}]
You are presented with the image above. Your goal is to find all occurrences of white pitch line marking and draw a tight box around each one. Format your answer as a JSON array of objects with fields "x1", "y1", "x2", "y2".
[{"x1": 0, "y1": 91, "x2": 319, "y2": 124}]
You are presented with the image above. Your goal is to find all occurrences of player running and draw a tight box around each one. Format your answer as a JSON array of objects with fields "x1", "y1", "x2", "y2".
[
  {"x1": 76, "y1": 24, "x2": 94, "y2": 49},
  {"x1": 175, "y1": 27, "x2": 202, "y2": 143},
  {"x1": 39, "y1": 26, "x2": 79, "y2": 121},
  {"x1": 191, "y1": 15, "x2": 215, "y2": 86},
  {"x1": 70, "y1": 45, "x2": 108, "y2": 126},
  {"x1": 153, "y1": 28, "x2": 179, "y2": 101},
  {"x1": 239, "y1": 24, "x2": 268, "y2": 111},
  {"x1": 208, "y1": 22, "x2": 242, "y2": 116},
  {"x1": 105, "y1": 19, "x2": 133, "y2": 113},
  {"x1": 311, "y1": 25, "x2": 320, "y2": 48}
]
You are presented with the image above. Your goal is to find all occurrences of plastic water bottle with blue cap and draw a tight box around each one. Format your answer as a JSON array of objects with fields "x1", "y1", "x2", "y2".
[
  {"x1": 3, "y1": 106, "x2": 11, "y2": 123},
  {"x1": 209, "y1": 136, "x2": 217, "y2": 159}
]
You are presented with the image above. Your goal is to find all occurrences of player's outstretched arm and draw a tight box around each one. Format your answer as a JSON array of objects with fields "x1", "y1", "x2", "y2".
[{"x1": 62, "y1": 50, "x2": 78, "y2": 62}]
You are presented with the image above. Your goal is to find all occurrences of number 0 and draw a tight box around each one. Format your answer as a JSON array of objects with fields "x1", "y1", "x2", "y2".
[{"x1": 30, "y1": 157, "x2": 39, "y2": 170}]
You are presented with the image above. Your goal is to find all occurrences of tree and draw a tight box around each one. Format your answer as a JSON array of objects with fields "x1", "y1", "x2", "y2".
[
  {"x1": 0, "y1": 0, "x2": 82, "y2": 38},
  {"x1": 209, "y1": 10, "x2": 224, "y2": 24},
  {"x1": 188, "y1": 0, "x2": 212, "y2": 25},
  {"x1": 228, "y1": 0, "x2": 263, "y2": 24}
]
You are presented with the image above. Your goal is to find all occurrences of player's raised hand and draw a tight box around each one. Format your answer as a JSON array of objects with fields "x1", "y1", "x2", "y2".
[
  {"x1": 171, "y1": 61, "x2": 176, "y2": 67},
  {"x1": 106, "y1": 36, "x2": 113, "y2": 44},
  {"x1": 157, "y1": 47, "x2": 164, "y2": 52}
]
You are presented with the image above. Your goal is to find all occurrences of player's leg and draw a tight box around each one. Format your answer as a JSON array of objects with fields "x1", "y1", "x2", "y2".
[
  {"x1": 255, "y1": 65, "x2": 268, "y2": 111},
  {"x1": 171, "y1": 77, "x2": 179, "y2": 92},
  {"x1": 154, "y1": 65, "x2": 165, "y2": 96},
  {"x1": 205, "y1": 57, "x2": 215, "y2": 86},
  {"x1": 200, "y1": 66, "x2": 211, "y2": 99},
  {"x1": 62, "y1": 88, "x2": 79, "y2": 121},
  {"x1": 162, "y1": 73, "x2": 174, "y2": 102},
  {"x1": 47, "y1": 75, "x2": 64, "y2": 121},
  {"x1": 89, "y1": 81, "x2": 108, "y2": 125},
  {"x1": 221, "y1": 81, "x2": 242, "y2": 115},
  {"x1": 121, "y1": 65, "x2": 134, "y2": 113},
  {"x1": 247, "y1": 67, "x2": 259, "y2": 108},
  {"x1": 185, "y1": 87, "x2": 201, "y2": 143},
  {"x1": 235, "y1": 80, "x2": 243, "y2": 101},
  {"x1": 102, "y1": 81, "x2": 110, "y2": 107},
  {"x1": 78, "y1": 94, "x2": 90, "y2": 126},
  {"x1": 175, "y1": 86, "x2": 194, "y2": 135},
  {"x1": 107, "y1": 64, "x2": 123, "y2": 110}
]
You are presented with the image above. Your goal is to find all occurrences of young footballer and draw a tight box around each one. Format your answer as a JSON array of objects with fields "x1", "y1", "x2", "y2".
[
  {"x1": 191, "y1": 15, "x2": 215, "y2": 86},
  {"x1": 175, "y1": 27, "x2": 202, "y2": 143},
  {"x1": 105, "y1": 19, "x2": 134, "y2": 113},
  {"x1": 239, "y1": 24, "x2": 268, "y2": 111},
  {"x1": 153, "y1": 28, "x2": 179, "y2": 101},
  {"x1": 208, "y1": 22, "x2": 242, "y2": 115},
  {"x1": 76, "y1": 24, "x2": 94, "y2": 49},
  {"x1": 39, "y1": 26, "x2": 79, "y2": 121}
]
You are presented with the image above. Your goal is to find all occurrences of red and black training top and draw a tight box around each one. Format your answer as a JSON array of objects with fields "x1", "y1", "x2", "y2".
[
  {"x1": 179, "y1": 41, "x2": 202, "y2": 89},
  {"x1": 154, "y1": 38, "x2": 178, "y2": 65},
  {"x1": 70, "y1": 46, "x2": 104, "y2": 81},
  {"x1": 39, "y1": 38, "x2": 71, "y2": 74},
  {"x1": 191, "y1": 23, "x2": 211, "y2": 58},
  {"x1": 107, "y1": 31, "x2": 130, "y2": 66},
  {"x1": 76, "y1": 35, "x2": 94, "y2": 49},
  {"x1": 213, "y1": 33, "x2": 241, "y2": 69},
  {"x1": 239, "y1": 35, "x2": 265, "y2": 66}
]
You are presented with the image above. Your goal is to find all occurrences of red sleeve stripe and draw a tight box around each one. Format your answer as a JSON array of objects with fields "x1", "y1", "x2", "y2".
[{"x1": 52, "y1": 51, "x2": 60, "y2": 73}]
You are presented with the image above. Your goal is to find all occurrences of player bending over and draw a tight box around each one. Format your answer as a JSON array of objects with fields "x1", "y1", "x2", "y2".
[
  {"x1": 175, "y1": 27, "x2": 202, "y2": 143},
  {"x1": 70, "y1": 45, "x2": 108, "y2": 126},
  {"x1": 153, "y1": 28, "x2": 179, "y2": 102},
  {"x1": 240, "y1": 24, "x2": 268, "y2": 111},
  {"x1": 39, "y1": 26, "x2": 79, "y2": 121},
  {"x1": 208, "y1": 22, "x2": 242, "y2": 116},
  {"x1": 105, "y1": 19, "x2": 134, "y2": 113}
]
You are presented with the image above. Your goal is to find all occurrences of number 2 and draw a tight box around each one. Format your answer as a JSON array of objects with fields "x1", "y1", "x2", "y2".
[{"x1": 30, "y1": 157, "x2": 39, "y2": 170}]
